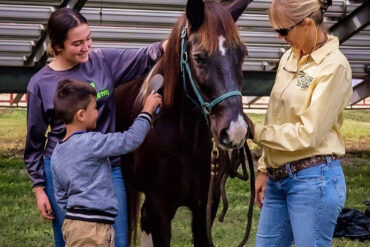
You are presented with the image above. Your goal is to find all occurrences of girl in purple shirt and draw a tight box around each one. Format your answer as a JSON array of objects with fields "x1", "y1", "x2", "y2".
[{"x1": 24, "y1": 8, "x2": 167, "y2": 247}]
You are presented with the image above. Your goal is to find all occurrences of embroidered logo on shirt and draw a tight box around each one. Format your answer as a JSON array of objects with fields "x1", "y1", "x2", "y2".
[{"x1": 296, "y1": 72, "x2": 313, "y2": 90}]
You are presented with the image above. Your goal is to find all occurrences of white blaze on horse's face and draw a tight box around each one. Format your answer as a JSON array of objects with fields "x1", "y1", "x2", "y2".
[
  {"x1": 140, "y1": 231, "x2": 154, "y2": 247},
  {"x1": 226, "y1": 114, "x2": 248, "y2": 147},
  {"x1": 218, "y1": 36, "x2": 227, "y2": 56}
]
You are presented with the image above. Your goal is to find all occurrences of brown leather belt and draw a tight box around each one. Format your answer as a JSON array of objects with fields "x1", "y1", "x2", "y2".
[{"x1": 267, "y1": 155, "x2": 337, "y2": 181}]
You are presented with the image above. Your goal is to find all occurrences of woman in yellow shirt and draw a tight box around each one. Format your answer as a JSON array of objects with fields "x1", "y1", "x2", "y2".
[{"x1": 253, "y1": 0, "x2": 353, "y2": 246}]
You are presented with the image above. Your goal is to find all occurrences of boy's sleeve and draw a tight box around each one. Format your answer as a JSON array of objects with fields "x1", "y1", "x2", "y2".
[
  {"x1": 102, "y1": 42, "x2": 164, "y2": 87},
  {"x1": 90, "y1": 113, "x2": 152, "y2": 159}
]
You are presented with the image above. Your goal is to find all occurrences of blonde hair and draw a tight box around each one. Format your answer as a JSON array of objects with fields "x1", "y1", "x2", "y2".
[{"x1": 269, "y1": 0, "x2": 326, "y2": 29}]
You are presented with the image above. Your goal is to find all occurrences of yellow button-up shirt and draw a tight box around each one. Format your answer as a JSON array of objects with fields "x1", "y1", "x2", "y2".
[{"x1": 253, "y1": 35, "x2": 353, "y2": 173}]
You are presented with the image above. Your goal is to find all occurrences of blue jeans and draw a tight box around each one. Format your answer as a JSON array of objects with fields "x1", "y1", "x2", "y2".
[
  {"x1": 256, "y1": 157, "x2": 346, "y2": 247},
  {"x1": 112, "y1": 165, "x2": 129, "y2": 247},
  {"x1": 44, "y1": 158, "x2": 129, "y2": 247},
  {"x1": 44, "y1": 157, "x2": 65, "y2": 247}
]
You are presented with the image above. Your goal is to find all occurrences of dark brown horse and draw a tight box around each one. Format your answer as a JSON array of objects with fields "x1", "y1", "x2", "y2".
[{"x1": 115, "y1": 0, "x2": 254, "y2": 246}]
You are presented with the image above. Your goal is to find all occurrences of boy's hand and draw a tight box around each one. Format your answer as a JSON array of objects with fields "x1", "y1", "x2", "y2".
[
  {"x1": 33, "y1": 187, "x2": 54, "y2": 220},
  {"x1": 143, "y1": 90, "x2": 162, "y2": 115}
]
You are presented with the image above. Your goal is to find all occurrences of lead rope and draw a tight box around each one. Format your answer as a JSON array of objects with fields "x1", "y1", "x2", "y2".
[
  {"x1": 237, "y1": 143, "x2": 255, "y2": 247},
  {"x1": 206, "y1": 141, "x2": 255, "y2": 247},
  {"x1": 218, "y1": 172, "x2": 229, "y2": 223},
  {"x1": 206, "y1": 138, "x2": 219, "y2": 247}
]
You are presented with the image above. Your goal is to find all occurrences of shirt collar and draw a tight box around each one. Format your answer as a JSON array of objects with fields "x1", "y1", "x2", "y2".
[
  {"x1": 310, "y1": 35, "x2": 339, "y2": 64},
  {"x1": 60, "y1": 131, "x2": 87, "y2": 144},
  {"x1": 290, "y1": 35, "x2": 339, "y2": 65}
]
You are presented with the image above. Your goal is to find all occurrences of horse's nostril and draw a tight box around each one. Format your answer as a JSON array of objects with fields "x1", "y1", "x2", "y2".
[{"x1": 219, "y1": 128, "x2": 231, "y2": 146}]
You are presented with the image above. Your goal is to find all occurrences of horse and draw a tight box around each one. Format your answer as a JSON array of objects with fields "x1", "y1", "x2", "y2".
[{"x1": 115, "y1": 0, "x2": 255, "y2": 246}]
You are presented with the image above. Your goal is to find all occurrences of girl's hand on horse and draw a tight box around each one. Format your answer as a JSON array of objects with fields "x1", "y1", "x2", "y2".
[
  {"x1": 33, "y1": 187, "x2": 54, "y2": 220},
  {"x1": 162, "y1": 40, "x2": 168, "y2": 52},
  {"x1": 143, "y1": 90, "x2": 162, "y2": 115},
  {"x1": 254, "y1": 172, "x2": 268, "y2": 208}
]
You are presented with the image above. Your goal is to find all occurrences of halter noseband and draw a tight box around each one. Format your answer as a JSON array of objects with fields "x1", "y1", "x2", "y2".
[{"x1": 180, "y1": 26, "x2": 242, "y2": 122}]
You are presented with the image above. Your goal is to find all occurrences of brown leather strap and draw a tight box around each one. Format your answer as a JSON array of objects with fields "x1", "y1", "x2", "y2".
[{"x1": 267, "y1": 155, "x2": 337, "y2": 181}]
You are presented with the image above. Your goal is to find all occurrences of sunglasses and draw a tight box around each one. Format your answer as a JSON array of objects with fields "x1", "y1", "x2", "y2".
[{"x1": 274, "y1": 12, "x2": 313, "y2": 36}]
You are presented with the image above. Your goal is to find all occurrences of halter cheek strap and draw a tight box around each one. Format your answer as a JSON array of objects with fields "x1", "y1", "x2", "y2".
[{"x1": 180, "y1": 26, "x2": 242, "y2": 122}]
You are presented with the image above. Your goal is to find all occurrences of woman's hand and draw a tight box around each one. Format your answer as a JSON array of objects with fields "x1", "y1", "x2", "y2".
[
  {"x1": 242, "y1": 113, "x2": 255, "y2": 139},
  {"x1": 255, "y1": 172, "x2": 268, "y2": 208},
  {"x1": 33, "y1": 187, "x2": 54, "y2": 220}
]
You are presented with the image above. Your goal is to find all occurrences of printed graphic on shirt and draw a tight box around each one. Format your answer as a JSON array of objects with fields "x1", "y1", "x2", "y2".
[
  {"x1": 296, "y1": 71, "x2": 313, "y2": 90},
  {"x1": 97, "y1": 89, "x2": 110, "y2": 99},
  {"x1": 88, "y1": 81, "x2": 110, "y2": 100}
]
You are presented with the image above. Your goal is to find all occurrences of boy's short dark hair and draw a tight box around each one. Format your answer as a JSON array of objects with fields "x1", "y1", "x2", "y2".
[{"x1": 54, "y1": 79, "x2": 97, "y2": 124}]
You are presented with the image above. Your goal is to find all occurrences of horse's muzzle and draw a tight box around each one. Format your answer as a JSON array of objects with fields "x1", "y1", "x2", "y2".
[{"x1": 217, "y1": 114, "x2": 248, "y2": 149}]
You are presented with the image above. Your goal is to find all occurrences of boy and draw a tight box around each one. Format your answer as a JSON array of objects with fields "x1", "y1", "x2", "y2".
[{"x1": 51, "y1": 78, "x2": 161, "y2": 247}]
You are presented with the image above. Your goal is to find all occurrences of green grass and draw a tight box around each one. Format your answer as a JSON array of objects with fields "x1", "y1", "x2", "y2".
[
  {"x1": 0, "y1": 158, "x2": 368, "y2": 247},
  {"x1": 0, "y1": 108, "x2": 27, "y2": 158},
  {"x1": 342, "y1": 110, "x2": 370, "y2": 152},
  {"x1": 0, "y1": 159, "x2": 54, "y2": 247},
  {"x1": 0, "y1": 108, "x2": 369, "y2": 246}
]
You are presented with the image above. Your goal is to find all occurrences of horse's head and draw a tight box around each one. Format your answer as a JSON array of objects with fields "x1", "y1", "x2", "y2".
[
  {"x1": 136, "y1": 0, "x2": 253, "y2": 149},
  {"x1": 183, "y1": 0, "x2": 253, "y2": 149}
]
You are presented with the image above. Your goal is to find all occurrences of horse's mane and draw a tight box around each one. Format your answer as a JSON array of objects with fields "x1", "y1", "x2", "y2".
[{"x1": 135, "y1": 1, "x2": 242, "y2": 109}]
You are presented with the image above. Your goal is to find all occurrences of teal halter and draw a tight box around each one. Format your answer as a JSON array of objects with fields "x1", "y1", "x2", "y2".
[{"x1": 180, "y1": 26, "x2": 242, "y2": 122}]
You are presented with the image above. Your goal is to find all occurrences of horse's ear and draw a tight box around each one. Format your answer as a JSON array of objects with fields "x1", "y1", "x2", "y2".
[
  {"x1": 186, "y1": 0, "x2": 205, "y2": 32},
  {"x1": 225, "y1": 0, "x2": 253, "y2": 22}
]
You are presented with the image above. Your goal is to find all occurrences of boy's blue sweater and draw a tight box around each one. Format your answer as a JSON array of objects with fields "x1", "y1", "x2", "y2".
[{"x1": 51, "y1": 114, "x2": 151, "y2": 224}]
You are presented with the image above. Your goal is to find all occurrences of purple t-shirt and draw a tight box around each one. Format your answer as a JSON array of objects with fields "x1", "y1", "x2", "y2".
[{"x1": 24, "y1": 42, "x2": 163, "y2": 187}]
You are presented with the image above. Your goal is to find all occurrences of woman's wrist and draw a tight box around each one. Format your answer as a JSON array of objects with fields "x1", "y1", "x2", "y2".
[
  {"x1": 258, "y1": 169, "x2": 268, "y2": 175},
  {"x1": 32, "y1": 186, "x2": 45, "y2": 194}
]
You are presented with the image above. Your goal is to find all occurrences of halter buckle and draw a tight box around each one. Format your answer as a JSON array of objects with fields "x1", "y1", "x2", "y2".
[
  {"x1": 181, "y1": 27, "x2": 187, "y2": 38},
  {"x1": 182, "y1": 52, "x2": 188, "y2": 63},
  {"x1": 202, "y1": 103, "x2": 212, "y2": 115}
]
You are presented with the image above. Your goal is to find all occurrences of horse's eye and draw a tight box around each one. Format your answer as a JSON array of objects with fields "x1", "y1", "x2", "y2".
[{"x1": 193, "y1": 54, "x2": 207, "y2": 66}]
